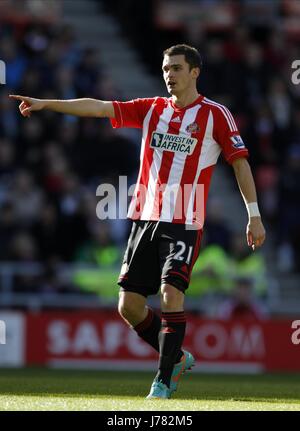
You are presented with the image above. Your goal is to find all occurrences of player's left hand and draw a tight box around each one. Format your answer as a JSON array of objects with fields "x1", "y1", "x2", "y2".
[{"x1": 246, "y1": 217, "x2": 266, "y2": 251}]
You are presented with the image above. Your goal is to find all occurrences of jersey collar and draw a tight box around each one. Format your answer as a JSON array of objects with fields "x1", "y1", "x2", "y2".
[{"x1": 169, "y1": 94, "x2": 204, "y2": 111}]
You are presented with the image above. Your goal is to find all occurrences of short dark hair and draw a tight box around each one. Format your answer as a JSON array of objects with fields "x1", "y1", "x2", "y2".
[{"x1": 163, "y1": 44, "x2": 203, "y2": 71}]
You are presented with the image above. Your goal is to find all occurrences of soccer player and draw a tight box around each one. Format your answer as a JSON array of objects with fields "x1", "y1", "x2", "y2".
[{"x1": 10, "y1": 44, "x2": 266, "y2": 399}]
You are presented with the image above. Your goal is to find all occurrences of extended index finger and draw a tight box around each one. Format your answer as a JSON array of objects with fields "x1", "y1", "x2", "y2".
[{"x1": 9, "y1": 94, "x2": 29, "y2": 102}]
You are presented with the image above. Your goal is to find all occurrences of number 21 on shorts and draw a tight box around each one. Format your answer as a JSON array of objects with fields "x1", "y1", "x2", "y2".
[{"x1": 174, "y1": 241, "x2": 193, "y2": 264}]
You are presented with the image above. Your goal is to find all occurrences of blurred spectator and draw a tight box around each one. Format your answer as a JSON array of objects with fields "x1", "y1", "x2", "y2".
[
  {"x1": 75, "y1": 221, "x2": 121, "y2": 266},
  {"x1": 9, "y1": 169, "x2": 44, "y2": 227},
  {"x1": 0, "y1": 138, "x2": 16, "y2": 189},
  {"x1": 31, "y1": 202, "x2": 60, "y2": 261},
  {"x1": 188, "y1": 230, "x2": 267, "y2": 299},
  {"x1": 238, "y1": 42, "x2": 272, "y2": 112},
  {"x1": 203, "y1": 197, "x2": 231, "y2": 252},
  {"x1": 56, "y1": 24, "x2": 81, "y2": 68},
  {"x1": 188, "y1": 244, "x2": 232, "y2": 297},
  {"x1": 255, "y1": 163, "x2": 279, "y2": 224},
  {"x1": 59, "y1": 173, "x2": 83, "y2": 216},
  {"x1": 75, "y1": 48, "x2": 102, "y2": 97},
  {"x1": 0, "y1": 92, "x2": 19, "y2": 139},
  {"x1": 216, "y1": 276, "x2": 268, "y2": 321},
  {"x1": 278, "y1": 144, "x2": 300, "y2": 272},
  {"x1": 17, "y1": 116, "x2": 44, "y2": 168},
  {"x1": 201, "y1": 39, "x2": 236, "y2": 103},
  {"x1": 8, "y1": 232, "x2": 40, "y2": 293},
  {"x1": 42, "y1": 152, "x2": 70, "y2": 198},
  {"x1": 56, "y1": 65, "x2": 77, "y2": 101},
  {"x1": 0, "y1": 202, "x2": 17, "y2": 260},
  {"x1": 229, "y1": 232, "x2": 267, "y2": 296},
  {"x1": 9, "y1": 231, "x2": 38, "y2": 261},
  {"x1": 268, "y1": 78, "x2": 291, "y2": 132},
  {"x1": 22, "y1": 22, "x2": 51, "y2": 57},
  {"x1": 19, "y1": 66, "x2": 42, "y2": 95},
  {"x1": 39, "y1": 259, "x2": 84, "y2": 295}
]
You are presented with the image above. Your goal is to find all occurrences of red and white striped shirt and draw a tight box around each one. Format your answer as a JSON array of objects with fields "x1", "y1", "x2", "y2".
[{"x1": 111, "y1": 95, "x2": 248, "y2": 227}]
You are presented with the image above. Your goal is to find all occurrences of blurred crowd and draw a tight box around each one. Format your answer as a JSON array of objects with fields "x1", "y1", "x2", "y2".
[
  {"x1": 0, "y1": 11, "x2": 138, "y2": 295},
  {"x1": 0, "y1": 0, "x2": 300, "y2": 302},
  {"x1": 197, "y1": 28, "x2": 300, "y2": 274}
]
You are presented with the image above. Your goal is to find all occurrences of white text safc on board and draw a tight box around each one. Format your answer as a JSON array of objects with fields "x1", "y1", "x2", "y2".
[{"x1": 150, "y1": 132, "x2": 197, "y2": 155}]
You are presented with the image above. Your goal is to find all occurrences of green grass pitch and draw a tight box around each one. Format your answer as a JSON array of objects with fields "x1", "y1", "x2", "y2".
[{"x1": 0, "y1": 368, "x2": 299, "y2": 411}]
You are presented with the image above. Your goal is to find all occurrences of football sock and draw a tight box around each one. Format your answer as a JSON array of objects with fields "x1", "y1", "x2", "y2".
[
  {"x1": 155, "y1": 311, "x2": 186, "y2": 388},
  {"x1": 134, "y1": 307, "x2": 161, "y2": 352},
  {"x1": 134, "y1": 308, "x2": 183, "y2": 363}
]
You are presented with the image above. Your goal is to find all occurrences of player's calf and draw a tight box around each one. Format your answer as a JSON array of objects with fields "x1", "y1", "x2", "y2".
[{"x1": 160, "y1": 283, "x2": 184, "y2": 312}]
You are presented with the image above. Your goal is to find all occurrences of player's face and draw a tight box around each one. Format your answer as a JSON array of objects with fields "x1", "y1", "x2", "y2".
[{"x1": 162, "y1": 54, "x2": 198, "y2": 96}]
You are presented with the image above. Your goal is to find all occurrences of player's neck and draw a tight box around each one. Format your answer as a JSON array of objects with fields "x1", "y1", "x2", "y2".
[{"x1": 172, "y1": 89, "x2": 200, "y2": 109}]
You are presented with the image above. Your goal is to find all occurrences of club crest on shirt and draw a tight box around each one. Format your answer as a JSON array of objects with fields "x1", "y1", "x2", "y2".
[
  {"x1": 186, "y1": 122, "x2": 200, "y2": 133},
  {"x1": 230, "y1": 134, "x2": 245, "y2": 149}
]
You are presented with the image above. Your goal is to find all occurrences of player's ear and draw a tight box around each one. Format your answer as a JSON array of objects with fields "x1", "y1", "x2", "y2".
[{"x1": 191, "y1": 67, "x2": 200, "y2": 79}]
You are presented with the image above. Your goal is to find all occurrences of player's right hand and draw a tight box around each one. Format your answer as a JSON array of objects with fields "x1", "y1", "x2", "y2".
[{"x1": 9, "y1": 95, "x2": 46, "y2": 117}]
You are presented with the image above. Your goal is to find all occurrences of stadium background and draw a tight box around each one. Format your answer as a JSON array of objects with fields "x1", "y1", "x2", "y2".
[{"x1": 0, "y1": 0, "x2": 300, "y2": 375}]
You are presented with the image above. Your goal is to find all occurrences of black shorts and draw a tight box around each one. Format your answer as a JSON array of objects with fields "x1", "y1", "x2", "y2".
[{"x1": 118, "y1": 220, "x2": 203, "y2": 297}]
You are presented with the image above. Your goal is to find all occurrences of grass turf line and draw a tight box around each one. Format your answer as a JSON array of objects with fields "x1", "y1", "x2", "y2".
[{"x1": 0, "y1": 368, "x2": 299, "y2": 411}]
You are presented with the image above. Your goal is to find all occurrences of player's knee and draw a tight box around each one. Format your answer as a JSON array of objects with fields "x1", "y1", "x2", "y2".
[
  {"x1": 118, "y1": 297, "x2": 131, "y2": 320},
  {"x1": 161, "y1": 283, "x2": 184, "y2": 310},
  {"x1": 118, "y1": 294, "x2": 142, "y2": 322}
]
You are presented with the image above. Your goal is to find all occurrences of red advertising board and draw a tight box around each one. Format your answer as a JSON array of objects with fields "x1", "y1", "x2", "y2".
[{"x1": 25, "y1": 311, "x2": 300, "y2": 372}]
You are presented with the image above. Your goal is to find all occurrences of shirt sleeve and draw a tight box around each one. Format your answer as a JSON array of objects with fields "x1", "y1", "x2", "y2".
[
  {"x1": 110, "y1": 98, "x2": 156, "y2": 129},
  {"x1": 213, "y1": 104, "x2": 249, "y2": 164}
]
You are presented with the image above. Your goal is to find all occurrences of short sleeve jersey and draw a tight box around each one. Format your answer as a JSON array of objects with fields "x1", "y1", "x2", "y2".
[{"x1": 110, "y1": 95, "x2": 249, "y2": 227}]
